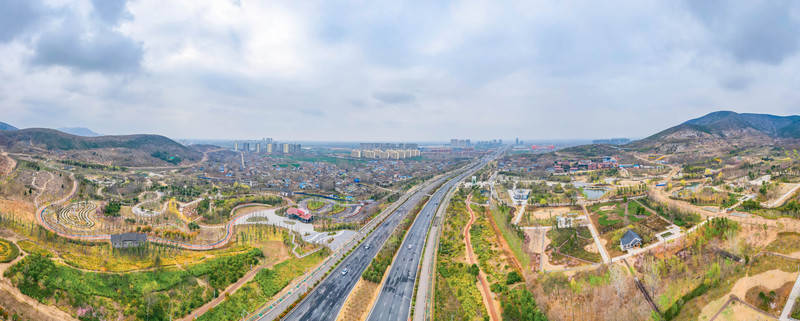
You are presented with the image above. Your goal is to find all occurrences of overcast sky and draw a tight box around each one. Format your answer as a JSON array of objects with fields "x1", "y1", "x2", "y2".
[{"x1": 1, "y1": 0, "x2": 799, "y2": 141}]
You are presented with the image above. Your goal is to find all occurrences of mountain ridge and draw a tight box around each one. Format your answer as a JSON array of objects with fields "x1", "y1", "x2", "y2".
[
  {"x1": 627, "y1": 111, "x2": 800, "y2": 153},
  {"x1": 0, "y1": 128, "x2": 200, "y2": 166},
  {"x1": 0, "y1": 122, "x2": 17, "y2": 131}
]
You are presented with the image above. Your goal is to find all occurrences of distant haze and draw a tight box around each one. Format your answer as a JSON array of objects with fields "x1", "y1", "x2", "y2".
[
  {"x1": 58, "y1": 127, "x2": 101, "y2": 137},
  {"x1": 1, "y1": 1, "x2": 800, "y2": 141}
]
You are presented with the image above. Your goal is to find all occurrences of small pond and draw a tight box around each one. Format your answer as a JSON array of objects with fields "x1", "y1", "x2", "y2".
[{"x1": 583, "y1": 188, "x2": 607, "y2": 200}]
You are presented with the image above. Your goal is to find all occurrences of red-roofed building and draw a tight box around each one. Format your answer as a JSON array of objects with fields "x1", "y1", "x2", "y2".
[{"x1": 287, "y1": 207, "x2": 313, "y2": 223}]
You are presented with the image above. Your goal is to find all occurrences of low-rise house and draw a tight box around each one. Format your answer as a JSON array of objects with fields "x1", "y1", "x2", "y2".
[
  {"x1": 620, "y1": 230, "x2": 642, "y2": 251},
  {"x1": 556, "y1": 215, "x2": 575, "y2": 228},
  {"x1": 111, "y1": 233, "x2": 147, "y2": 249},
  {"x1": 287, "y1": 207, "x2": 313, "y2": 223}
]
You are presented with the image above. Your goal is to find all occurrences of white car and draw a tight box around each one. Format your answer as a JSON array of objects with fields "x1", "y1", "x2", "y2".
[{"x1": 342, "y1": 268, "x2": 349, "y2": 275}]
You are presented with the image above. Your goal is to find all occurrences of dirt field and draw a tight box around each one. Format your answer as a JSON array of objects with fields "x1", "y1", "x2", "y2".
[
  {"x1": 744, "y1": 281, "x2": 794, "y2": 316},
  {"x1": 699, "y1": 269, "x2": 798, "y2": 320},
  {"x1": 0, "y1": 199, "x2": 36, "y2": 222},
  {"x1": 762, "y1": 183, "x2": 799, "y2": 206},
  {"x1": 528, "y1": 207, "x2": 573, "y2": 220},
  {"x1": 713, "y1": 299, "x2": 773, "y2": 321},
  {"x1": 599, "y1": 204, "x2": 618, "y2": 211},
  {"x1": 584, "y1": 238, "x2": 607, "y2": 254},
  {"x1": 0, "y1": 154, "x2": 15, "y2": 177},
  {"x1": 523, "y1": 229, "x2": 567, "y2": 271},
  {"x1": 739, "y1": 224, "x2": 779, "y2": 248},
  {"x1": 525, "y1": 229, "x2": 545, "y2": 255},
  {"x1": 336, "y1": 279, "x2": 380, "y2": 321},
  {"x1": 232, "y1": 205, "x2": 273, "y2": 216}
]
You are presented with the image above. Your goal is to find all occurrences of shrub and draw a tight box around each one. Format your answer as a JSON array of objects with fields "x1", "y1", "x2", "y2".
[{"x1": 506, "y1": 271, "x2": 523, "y2": 285}]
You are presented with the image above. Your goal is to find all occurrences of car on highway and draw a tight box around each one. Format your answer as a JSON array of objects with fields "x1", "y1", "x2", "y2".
[{"x1": 342, "y1": 268, "x2": 349, "y2": 276}]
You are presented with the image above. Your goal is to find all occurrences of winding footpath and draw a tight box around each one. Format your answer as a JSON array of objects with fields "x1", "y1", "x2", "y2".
[
  {"x1": 766, "y1": 183, "x2": 800, "y2": 209},
  {"x1": 464, "y1": 195, "x2": 501, "y2": 321},
  {"x1": 36, "y1": 187, "x2": 299, "y2": 251},
  {"x1": 38, "y1": 201, "x2": 277, "y2": 250}
]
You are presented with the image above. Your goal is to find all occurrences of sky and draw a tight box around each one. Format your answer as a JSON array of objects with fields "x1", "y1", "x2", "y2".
[{"x1": 1, "y1": 0, "x2": 800, "y2": 142}]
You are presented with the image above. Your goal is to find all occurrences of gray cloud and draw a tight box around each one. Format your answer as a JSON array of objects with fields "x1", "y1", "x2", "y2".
[
  {"x1": 91, "y1": 0, "x2": 131, "y2": 25},
  {"x1": 2, "y1": 1, "x2": 800, "y2": 141},
  {"x1": 720, "y1": 75, "x2": 752, "y2": 91},
  {"x1": 32, "y1": 25, "x2": 143, "y2": 73},
  {"x1": 373, "y1": 91, "x2": 416, "y2": 104},
  {"x1": 0, "y1": 0, "x2": 44, "y2": 42},
  {"x1": 687, "y1": 0, "x2": 800, "y2": 65}
]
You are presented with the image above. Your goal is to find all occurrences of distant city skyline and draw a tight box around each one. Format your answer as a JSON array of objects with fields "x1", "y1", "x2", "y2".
[{"x1": 2, "y1": 1, "x2": 800, "y2": 140}]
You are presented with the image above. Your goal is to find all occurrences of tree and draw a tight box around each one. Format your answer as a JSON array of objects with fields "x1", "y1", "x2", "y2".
[
  {"x1": 468, "y1": 263, "x2": 480, "y2": 277},
  {"x1": 104, "y1": 201, "x2": 121, "y2": 217}
]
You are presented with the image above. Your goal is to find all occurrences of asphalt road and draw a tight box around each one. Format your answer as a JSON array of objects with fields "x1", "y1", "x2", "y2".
[
  {"x1": 367, "y1": 154, "x2": 495, "y2": 321},
  {"x1": 278, "y1": 174, "x2": 452, "y2": 321}
]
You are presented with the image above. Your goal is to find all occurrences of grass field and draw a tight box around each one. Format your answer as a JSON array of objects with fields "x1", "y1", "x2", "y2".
[
  {"x1": 330, "y1": 203, "x2": 346, "y2": 214},
  {"x1": 489, "y1": 203, "x2": 530, "y2": 269},
  {"x1": 547, "y1": 227, "x2": 602, "y2": 263},
  {"x1": 4, "y1": 249, "x2": 265, "y2": 320},
  {"x1": 307, "y1": 199, "x2": 325, "y2": 211},
  {"x1": 337, "y1": 279, "x2": 380, "y2": 321},
  {"x1": 197, "y1": 248, "x2": 329, "y2": 321},
  {"x1": 0, "y1": 238, "x2": 19, "y2": 263},
  {"x1": 665, "y1": 254, "x2": 797, "y2": 320},
  {"x1": 470, "y1": 204, "x2": 513, "y2": 284},
  {"x1": 16, "y1": 240, "x2": 51, "y2": 256},
  {"x1": 765, "y1": 232, "x2": 800, "y2": 254}
]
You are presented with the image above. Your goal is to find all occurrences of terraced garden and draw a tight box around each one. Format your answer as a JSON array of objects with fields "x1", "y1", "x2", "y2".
[
  {"x1": 0, "y1": 238, "x2": 19, "y2": 263},
  {"x1": 56, "y1": 201, "x2": 97, "y2": 230}
]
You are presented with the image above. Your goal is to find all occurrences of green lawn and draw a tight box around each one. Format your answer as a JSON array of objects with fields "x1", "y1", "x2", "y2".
[
  {"x1": 547, "y1": 227, "x2": 602, "y2": 263},
  {"x1": 489, "y1": 204, "x2": 530, "y2": 269},
  {"x1": 4, "y1": 249, "x2": 264, "y2": 320},
  {"x1": 197, "y1": 248, "x2": 329, "y2": 321}
]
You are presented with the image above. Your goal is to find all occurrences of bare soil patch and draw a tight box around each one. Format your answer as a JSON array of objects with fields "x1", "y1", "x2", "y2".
[
  {"x1": 337, "y1": 279, "x2": 380, "y2": 321},
  {"x1": 713, "y1": 299, "x2": 773, "y2": 321},
  {"x1": 584, "y1": 238, "x2": 606, "y2": 254},
  {"x1": 699, "y1": 269, "x2": 797, "y2": 320},
  {"x1": 743, "y1": 281, "x2": 794, "y2": 316},
  {"x1": 528, "y1": 207, "x2": 572, "y2": 220},
  {"x1": 0, "y1": 199, "x2": 35, "y2": 222}
]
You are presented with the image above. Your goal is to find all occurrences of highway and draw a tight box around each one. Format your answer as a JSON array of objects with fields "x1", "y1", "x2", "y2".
[
  {"x1": 280, "y1": 155, "x2": 491, "y2": 321},
  {"x1": 277, "y1": 174, "x2": 451, "y2": 321},
  {"x1": 367, "y1": 153, "x2": 495, "y2": 321}
]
